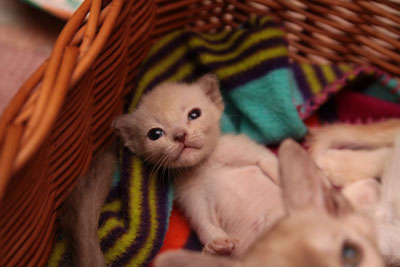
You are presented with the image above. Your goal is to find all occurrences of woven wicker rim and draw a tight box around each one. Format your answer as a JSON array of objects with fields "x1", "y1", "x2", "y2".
[{"x1": 0, "y1": 0, "x2": 124, "y2": 199}]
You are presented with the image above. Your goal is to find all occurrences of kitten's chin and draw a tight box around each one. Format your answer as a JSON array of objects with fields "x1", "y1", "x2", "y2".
[{"x1": 170, "y1": 146, "x2": 209, "y2": 168}]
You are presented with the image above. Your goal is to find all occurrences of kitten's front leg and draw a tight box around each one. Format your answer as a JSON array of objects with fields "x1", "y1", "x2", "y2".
[
  {"x1": 216, "y1": 135, "x2": 280, "y2": 184},
  {"x1": 255, "y1": 151, "x2": 280, "y2": 185}
]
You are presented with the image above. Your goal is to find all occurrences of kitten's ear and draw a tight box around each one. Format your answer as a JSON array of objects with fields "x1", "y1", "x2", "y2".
[
  {"x1": 112, "y1": 113, "x2": 138, "y2": 153},
  {"x1": 154, "y1": 250, "x2": 239, "y2": 267},
  {"x1": 196, "y1": 74, "x2": 224, "y2": 111},
  {"x1": 278, "y1": 139, "x2": 353, "y2": 217}
]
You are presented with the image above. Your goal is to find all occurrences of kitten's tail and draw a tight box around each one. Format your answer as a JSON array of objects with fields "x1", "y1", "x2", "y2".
[
  {"x1": 307, "y1": 119, "x2": 400, "y2": 158},
  {"x1": 60, "y1": 146, "x2": 117, "y2": 267}
]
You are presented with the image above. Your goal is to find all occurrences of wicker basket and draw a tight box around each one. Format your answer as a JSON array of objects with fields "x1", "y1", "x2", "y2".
[{"x1": 0, "y1": 0, "x2": 399, "y2": 266}]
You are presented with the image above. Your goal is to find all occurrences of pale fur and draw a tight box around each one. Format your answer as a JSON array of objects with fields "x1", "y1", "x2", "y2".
[
  {"x1": 366, "y1": 133, "x2": 400, "y2": 266},
  {"x1": 315, "y1": 147, "x2": 391, "y2": 186},
  {"x1": 61, "y1": 147, "x2": 116, "y2": 267},
  {"x1": 307, "y1": 120, "x2": 400, "y2": 186},
  {"x1": 307, "y1": 119, "x2": 400, "y2": 158},
  {"x1": 113, "y1": 74, "x2": 283, "y2": 258},
  {"x1": 307, "y1": 120, "x2": 400, "y2": 265},
  {"x1": 154, "y1": 139, "x2": 384, "y2": 267}
]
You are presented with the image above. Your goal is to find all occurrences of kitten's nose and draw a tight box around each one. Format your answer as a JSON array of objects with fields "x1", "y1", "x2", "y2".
[{"x1": 174, "y1": 131, "x2": 187, "y2": 143}]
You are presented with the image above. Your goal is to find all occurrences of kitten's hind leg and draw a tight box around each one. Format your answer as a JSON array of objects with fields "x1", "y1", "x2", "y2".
[
  {"x1": 175, "y1": 178, "x2": 238, "y2": 257},
  {"x1": 185, "y1": 208, "x2": 238, "y2": 257},
  {"x1": 203, "y1": 238, "x2": 239, "y2": 256},
  {"x1": 191, "y1": 215, "x2": 239, "y2": 257}
]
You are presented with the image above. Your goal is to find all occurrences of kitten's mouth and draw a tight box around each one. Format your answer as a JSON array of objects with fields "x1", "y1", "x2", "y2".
[
  {"x1": 169, "y1": 143, "x2": 206, "y2": 167},
  {"x1": 180, "y1": 145, "x2": 200, "y2": 154},
  {"x1": 175, "y1": 144, "x2": 201, "y2": 159}
]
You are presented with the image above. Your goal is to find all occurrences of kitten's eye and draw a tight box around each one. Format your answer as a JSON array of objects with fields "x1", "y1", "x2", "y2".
[
  {"x1": 188, "y1": 108, "x2": 201, "y2": 121},
  {"x1": 341, "y1": 241, "x2": 362, "y2": 267},
  {"x1": 147, "y1": 128, "x2": 165, "y2": 141}
]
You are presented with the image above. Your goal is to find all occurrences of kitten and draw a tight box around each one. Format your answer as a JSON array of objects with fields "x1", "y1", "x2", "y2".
[
  {"x1": 153, "y1": 139, "x2": 385, "y2": 267},
  {"x1": 113, "y1": 74, "x2": 284, "y2": 258}
]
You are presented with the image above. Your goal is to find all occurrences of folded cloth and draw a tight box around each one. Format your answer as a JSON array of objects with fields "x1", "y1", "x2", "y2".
[{"x1": 48, "y1": 15, "x2": 399, "y2": 267}]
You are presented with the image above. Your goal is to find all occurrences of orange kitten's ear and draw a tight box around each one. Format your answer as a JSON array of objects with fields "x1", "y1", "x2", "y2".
[
  {"x1": 112, "y1": 113, "x2": 138, "y2": 153},
  {"x1": 196, "y1": 74, "x2": 224, "y2": 111},
  {"x1": 154, "y1": 250, "x2": 239, "y2": 267},
  {"x1": 278, "y1": 139, "x2": 353, "y2": 217}
]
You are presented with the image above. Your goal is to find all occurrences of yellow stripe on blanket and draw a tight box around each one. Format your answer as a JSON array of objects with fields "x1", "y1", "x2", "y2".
[
  {"x1": 189, "y1": 30, "x2": 246, "y2": 51},
  {"x1": 339, "y1": 64, "x2": 356, "y2": 80},
  {"x1": 101, "y1": 200, "x2": 122, "y2": 213},
  {"x1": 321, "y1": 65, "x2": 336, "y2": 83},
  {"x1": 145, "y1": 30, "x2": 183, "y2": 60},
  {"x1": 99, "y1": 217, "x2": 124, "y2": 240},
  {"x1": 301, "y1": 64, "x2": 322, "y2": 94},
  {"x1": 198, "y1": 28, "x2": 285, "y2": 64},
  {"x1": 127, "y1": 173, "x2": 159, "y2": 265},
  {"x1": 47, "y1": 242, "x2": 66, "y2": 267},
  {"x1": 198, "y1": 30, "x2": 231, "y2": 42},
  {"x1": 104, "y1": 157, "x2": 143, "y2": 262},
  {"x1": 216, "y1": 46, "x2": 287, "y2": 79}
]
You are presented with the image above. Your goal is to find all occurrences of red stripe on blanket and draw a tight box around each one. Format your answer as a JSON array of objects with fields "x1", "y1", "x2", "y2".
[
  {"x1": 149, "y1": 204, "x2": 191, "y2": 266},
  {"x1": 304, "y1": 113, "x2": 321, "y2": 127},
  {"x1": 335, "y1": 91, "x2": 400, "y2": 122}
]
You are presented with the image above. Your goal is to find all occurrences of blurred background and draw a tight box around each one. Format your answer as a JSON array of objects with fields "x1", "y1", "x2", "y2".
[{"x1": 0, "y1": 0, "x2": 81, "y2": 114}]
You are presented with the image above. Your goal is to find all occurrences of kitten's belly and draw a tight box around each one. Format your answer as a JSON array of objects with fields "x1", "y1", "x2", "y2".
[{"x1": 209, "y1": 165, "x2": 284, "y2": 238}]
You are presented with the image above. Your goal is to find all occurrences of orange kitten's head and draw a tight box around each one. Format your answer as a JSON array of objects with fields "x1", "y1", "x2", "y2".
[{"x1": 112, "y1": 74, "x2": 224, "y2": 168}]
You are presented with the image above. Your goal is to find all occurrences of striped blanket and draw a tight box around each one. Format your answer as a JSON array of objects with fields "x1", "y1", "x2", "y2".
[{"x1": 47, "y1": 15, "x2": 399, "y2": 267}]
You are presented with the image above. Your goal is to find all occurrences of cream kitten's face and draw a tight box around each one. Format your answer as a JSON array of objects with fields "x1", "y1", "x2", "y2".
[{"x1": 113, "y1": 74, "x2": 223, "y2": 168}]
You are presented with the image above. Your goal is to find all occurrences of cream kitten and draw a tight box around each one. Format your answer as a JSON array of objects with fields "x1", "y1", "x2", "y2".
[
  {"x1": 113, "y1": 74, "x2": 284, "y2": 258},
  {"x1": 154, "y1": 139, "x2": 385, "y2": 267}
]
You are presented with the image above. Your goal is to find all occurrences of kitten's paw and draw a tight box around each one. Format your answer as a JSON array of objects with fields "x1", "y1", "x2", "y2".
[{"x1": 202, "y1": 238, "x2": 239, "y2": 257}]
